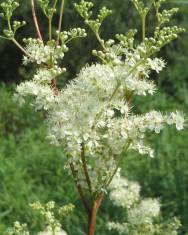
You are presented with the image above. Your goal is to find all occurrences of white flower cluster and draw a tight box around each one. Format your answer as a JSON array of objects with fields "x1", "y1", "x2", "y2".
[
  {"x1": 128, "y1": 198, "x2": 160, "y2": 225},
  {"x1": 7, "y1": 221, "x2": 29, "y2": 235},
  {"x1": 30, "y1": 201, "x2": 62, "y2": 232},
  {"x1": 107, "y1": 169, "x2": 181, "y2": 235},
  {"x1": 23, "y1": 38, "x2": 67, "y2": 65},
  {"x1": 147, "y1": 57, "x2": 166, "y2": 73},
  {"x1": 33, "y1": 67, "x2": 65, "y2": 84},
  {"x1": 15, "y1": 61, "x2": 185, "y2": 190},
  {"x1": 14, "y1": 81, "x2": 58, "y2": 110},
  {"x1": 108, "y1": 222, "x2": 129, "y2": 235},
  {"x1": 8, "y1": 201, "x2": 72, "y2": 235},
  {"x1": 46, "y1": 64, "x2": 184, "y2": 155},
  {"x1": 38, "y1": 227, "x2": 67, "y2": 235},
  {"x1": 12, "y1": 0, "x2": 185, "y2": 195},
  {"x1": 29, "y1": 201, "x2": 73, "y2": 235},
  {"x1": 109, "y1": 169, "x2": 140, "y2": 208}
]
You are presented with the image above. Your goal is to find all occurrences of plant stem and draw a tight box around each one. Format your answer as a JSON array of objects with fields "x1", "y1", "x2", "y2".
[
  {"x1": 94, "y1": 141, "x2": 131, "y2": 198},
  {"x1": 70, "y1": 163, "x2": 91, "y2": 215},
  {"x1": 141, "y1": 15, "x2": 146, "y2": 41},
  {"x1": 52, "y1": 227, "x2": 56, "y2": 235},
  {"x1": 105, "y1": 141, "x2": 131, "y2": 188},
  {"x1": 88, "y1": 193, "x2": 104, "y2": 235},
  {"x1": 7, "y1": 18, "x2": 11, "y2": 32},
  {"x1": 49, "y1": 17, "x2": 52, "y2": 40},
  {"x1": 56, "y1": 0, "x2": 65, "y2": 45},
  {"x1": 12, "y1": 38, "x2": 28, "y2": 55},
  {"x1": 31, "y1": 0, "x2": 43, "y2": 41},
  {"x1": 80, "y1": 144, "x2": 93, "y2": 197},
  {"x1": 53, "y1": 0, "x2": 58, "y2": 9},
  {"x1": 95, "y1": 32, "x2": 106, "y2": 50},
  {"x1": 48, "y1": 0, "x2": 58, "y2": 41},
  {"x1": 109, "y1": 80, "x2": 121, "y2": 102},
  {"x1": 51, "y1": 78, "x2": 60, "y2": 95}
]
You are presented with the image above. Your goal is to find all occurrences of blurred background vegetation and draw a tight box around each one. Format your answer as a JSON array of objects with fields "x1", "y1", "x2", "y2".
[{"x1": 0, "y1": 0, "x2": 187, "y2": 234}]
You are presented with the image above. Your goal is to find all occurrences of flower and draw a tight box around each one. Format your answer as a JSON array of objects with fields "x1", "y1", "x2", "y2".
[
  {"x1": 128, "y1": 198, "x2": 160, "y2": 225},
  {"x1": 167, "y1": 111, "x2": 185, "y2": 130},
  {"x1": 147, "y1": 58, "x2": 166, "y2": 73},
  {"x1": 38, "y1": 227, "x2": 67, "y2": 235},
  {"x1": 109, "y1": 169, "x2": 140, "y2": 208},
  {"x1": 15, "y1": 61, "x2": 185, "y2": 190},
  {"x1": 107, "y1": 169, "x2": 179, "y2": 235},
  {"x1": 13, "y1": 0, "x2": 185, "y2": 192},
  {"x1": 23, "y1": 38, "x2": 67, "y2": 65}
]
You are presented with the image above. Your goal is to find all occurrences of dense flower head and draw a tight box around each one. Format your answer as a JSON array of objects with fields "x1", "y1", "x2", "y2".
[
  {"x1": 15, "y1": 60, "x2": 185, "y2": 190},
  {"x1": 38, "y1": 227, "x2": 67, "y2": 235},
  {"x1": 14, "y1": 81, "x2": 58, "y2": 110},
  {"x1": 128, "y1": 198, "x2": 160, "y2": 225},
  {"x1": 7, "y1": 201, "x2": 72, "y2": 235},
  {"x1": 108, "y1": 169, "x2": 181, "y2": 235},
  {"x1": 33, "y1": 67, "x2": 65, "y2": 84},
  {"x1": 29, "y1": 201, "x2": 73, "y2": 235},
  {"x1": 7, "y1": 221, "x2": 29, "y2": 235},
  {"x1": 109, "y1": 169, "x2": 140, "y2": 208},
  {"x1": 23, "y1": 38, "x2": 68, "y2": 65},
  {"x1": 11, "y1": 0, "x2": 185, "y2": 194}
]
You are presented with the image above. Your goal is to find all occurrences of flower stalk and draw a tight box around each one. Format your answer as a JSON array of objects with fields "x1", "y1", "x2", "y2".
[
  {"x1": 70, "y1": 163, "x2": 91, "y2": 215},
  {"x1": 56, "y1": 0, "x2": 65, "y2": 45},
  {"x1": 31, "y1": 0, "x2": 43, "y2": 41},
  {"x1": 80, "y1": 144, "x2": 93, "y2": 197},
  {"x1": 141, "y1": 15, "x2": 146, "y2": 41}
]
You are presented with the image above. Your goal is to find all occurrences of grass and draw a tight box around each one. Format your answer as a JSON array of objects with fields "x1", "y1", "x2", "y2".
[{"x1": 0, "y1": 84, "x2": 187, "y2": 234}]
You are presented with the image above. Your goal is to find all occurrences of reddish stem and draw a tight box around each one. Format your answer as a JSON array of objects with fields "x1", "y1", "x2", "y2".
[
  {"x1": 31, "y1": 0, "x2": 43, "y2": 41},
  {"x1": 80, "y1": 144, "x2": 92, "y2": 196},
  {"x1": 51, "y1": 79, "x2": 60, "y2": 95},
  {"x1": 70, "y1": 163, "x2": 91, "y2": 215},
  {"x1": 88, "y1": 193, "x2": 104, "y2": 235}
]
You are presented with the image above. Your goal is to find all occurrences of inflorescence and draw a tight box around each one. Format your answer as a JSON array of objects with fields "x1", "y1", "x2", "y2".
[{"x1": 0, "y1": 0, "x2": 185, "y2": 210}]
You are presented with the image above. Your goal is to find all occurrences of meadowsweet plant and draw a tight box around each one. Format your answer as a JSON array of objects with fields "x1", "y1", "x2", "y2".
[
  {"x1": 107, "y1": 169, "x2": 181, "y2": 235},
  {"x1": 7, "y1": 221, "x2": 29, "y2": 235},
  {"x1": 7, "y1": 201, "x2": 73, "y2": 235},
  {"x1": 0, "y1": 0, "x2": 185, "y2": 234}
]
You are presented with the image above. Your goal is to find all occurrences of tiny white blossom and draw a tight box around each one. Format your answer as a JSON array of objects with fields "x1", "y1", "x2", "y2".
[
  {"x1": 107, "y1": 222, "x2": 128, "y2": 234},
  {"x1": 38, "y1": 227, "x2": 67, "y2": 235},
  {"x1": 147, "y1": 58, "x2": 166, "y2": 73},
  {"x1": 109, "y1": 169, "x2": 140, "y2": 208},
  {"x1": 167, "y1": 111, "x2": 185, "y2": 130},
  {"x1": 128, "y1": 198, "x2": 160, "y2": 225},
  {"x1": 23, "y1": 39, "x2": 66, "y2": 65}
]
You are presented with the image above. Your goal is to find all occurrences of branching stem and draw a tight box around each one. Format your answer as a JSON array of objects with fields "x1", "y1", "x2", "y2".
[
  {"x1": 31, "y1": 0, "x2": 43, "y2": 41},
  {"x1": 141, "y1": 15, "x2": 146, "y2": 41},
  {"x1": 70, "y1": 163, "x2": 91, "y2": 215},
  {"x1": 80, "y1": 144, "x2": 93, "y2": 197},
  {"x1": 49, "y1": 17, "x2": 52, "y2": 40},
  {"x1": 95, "y1": 32, "x2": 106, "y2": 50},
  {"x1": 12, "y1": 38, "x2": 28, "y2": 55},
  {"x1": 56, "y1": 0, "x2": 65, "y2": 45},
  {"x1": 105, "y1": 141, "x2": 131, "y2": 188},
  {"x1": 88, "y1": 193, "x2": 104, "y2": 235}
]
